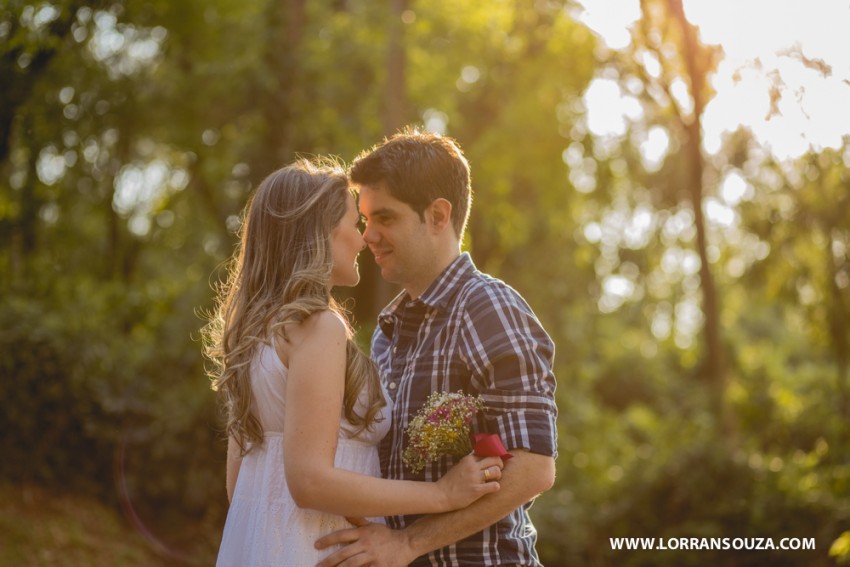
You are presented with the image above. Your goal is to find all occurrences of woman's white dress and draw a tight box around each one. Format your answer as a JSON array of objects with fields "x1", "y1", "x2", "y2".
[{"x1": 216, "y1": 343, "x2": 392, "y2": 566}]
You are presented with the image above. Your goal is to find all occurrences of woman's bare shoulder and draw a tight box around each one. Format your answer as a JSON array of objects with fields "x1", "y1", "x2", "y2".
[{"x1": 277, "y1": 310, "x2": 347, "y2": 356}]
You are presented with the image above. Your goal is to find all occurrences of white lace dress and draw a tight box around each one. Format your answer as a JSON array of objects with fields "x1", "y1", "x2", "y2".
[{"x1": 216, "y1": 343, "x2": 392, "y2": 567}]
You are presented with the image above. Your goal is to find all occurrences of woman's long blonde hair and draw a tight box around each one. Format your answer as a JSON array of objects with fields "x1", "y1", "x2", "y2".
[{"x1": 203, "y1": 158, "x2": 385, "y2": 455}]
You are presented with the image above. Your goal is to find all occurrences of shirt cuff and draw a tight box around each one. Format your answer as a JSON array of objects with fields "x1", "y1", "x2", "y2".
[{"x1": 486, "y1": 409, "x2": 558, "y2": 459}]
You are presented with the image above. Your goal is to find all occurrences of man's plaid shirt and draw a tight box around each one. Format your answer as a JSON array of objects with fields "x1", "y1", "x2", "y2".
[{"x1": 373, "y1": 253, "x2": 558, "y2": 566}]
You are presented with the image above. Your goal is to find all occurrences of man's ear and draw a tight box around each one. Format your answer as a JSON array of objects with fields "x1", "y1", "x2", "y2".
[{"x1": 427, "y1": 198, "x2": 453, "y2": 234}]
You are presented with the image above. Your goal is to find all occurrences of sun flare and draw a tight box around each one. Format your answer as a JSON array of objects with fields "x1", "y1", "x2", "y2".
[{"x1": 576, "y1": 0, "x2": 850, "y2": 160}]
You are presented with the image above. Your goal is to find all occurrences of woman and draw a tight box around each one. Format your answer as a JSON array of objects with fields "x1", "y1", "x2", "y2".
[{"x1": 204, "y1": 159, "x2": 503, "y2": 565}]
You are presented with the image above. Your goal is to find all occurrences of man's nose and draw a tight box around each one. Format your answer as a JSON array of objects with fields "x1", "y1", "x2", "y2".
[{"x1": 362, "y1": 222, "x2": 379, "y2": 245}]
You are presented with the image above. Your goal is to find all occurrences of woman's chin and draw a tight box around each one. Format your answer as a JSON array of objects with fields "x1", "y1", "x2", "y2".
[
  {"x1": 329, "y1": 268, "x2": 361, "y2": 288},
  {"x1": 340, "y1": 273, "x2": 360, "y2": 288}
]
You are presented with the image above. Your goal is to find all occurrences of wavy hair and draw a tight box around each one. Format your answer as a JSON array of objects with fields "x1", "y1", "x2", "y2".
[{"x1": 203, "y1": 158, "x2": 385, "y2": 455}]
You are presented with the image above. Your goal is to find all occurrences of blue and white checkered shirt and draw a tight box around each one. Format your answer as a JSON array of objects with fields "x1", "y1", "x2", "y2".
[{"x1": 373, "y1": 253, "x2": 558, "y2": 566}]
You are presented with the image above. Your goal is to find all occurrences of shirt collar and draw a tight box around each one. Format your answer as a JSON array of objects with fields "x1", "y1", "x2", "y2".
[
  {"x1": 378, "y1": 252, "x2": 476, "y2": 325},
  {"x1": 418, "y1": 252, "x2": 475, "y2": 311}
]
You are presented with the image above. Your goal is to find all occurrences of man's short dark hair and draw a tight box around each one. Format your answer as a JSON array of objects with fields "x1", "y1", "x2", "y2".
[{"x1": 349, "y1": 127, "x2": 472, "y2": 239}]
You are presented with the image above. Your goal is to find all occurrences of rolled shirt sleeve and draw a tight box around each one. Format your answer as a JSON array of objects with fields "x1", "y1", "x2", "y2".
[{"x1": 460, "y1": 281, "x2": 558, "y2": 458}]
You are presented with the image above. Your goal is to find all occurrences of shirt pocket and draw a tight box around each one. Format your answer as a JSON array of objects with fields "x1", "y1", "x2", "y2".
[{"x1": 417, "y1": 354, "x2": 473, "y2": 398}]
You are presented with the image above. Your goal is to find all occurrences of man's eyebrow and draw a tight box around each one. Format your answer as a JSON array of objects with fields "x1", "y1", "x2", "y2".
[{"x1": 365, "y1": 207, "x2": 396, "y2": 219}]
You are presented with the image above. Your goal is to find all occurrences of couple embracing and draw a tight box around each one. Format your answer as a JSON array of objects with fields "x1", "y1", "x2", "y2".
[{"x1": 205, "y1": 128, "x2": 558, "y2": 566}]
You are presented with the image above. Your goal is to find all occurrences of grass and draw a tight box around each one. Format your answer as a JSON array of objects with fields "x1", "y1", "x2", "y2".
[{"x1": 0, "y1": 483, "x2": 219, "y2": 567}]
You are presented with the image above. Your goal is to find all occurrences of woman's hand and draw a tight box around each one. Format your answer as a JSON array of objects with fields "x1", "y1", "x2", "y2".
[{"x1": 435, "y1": 453, "x2": 504, "y2": 511}]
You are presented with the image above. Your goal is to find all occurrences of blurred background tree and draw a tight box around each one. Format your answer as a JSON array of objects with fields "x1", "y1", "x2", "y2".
[{"x1": 1, "y1": 0, "x2": 847, "y2": 565}]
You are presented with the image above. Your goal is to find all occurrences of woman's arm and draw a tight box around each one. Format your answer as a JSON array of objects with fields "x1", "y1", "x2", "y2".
[
  {"x1": 225, "y1": 435, "x2": 242, "y2": 503},
  {"x1": 283, "y1": 311, "x2": 502, "y2": 517}
]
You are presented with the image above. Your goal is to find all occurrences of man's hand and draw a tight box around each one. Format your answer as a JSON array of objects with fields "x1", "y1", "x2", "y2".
[{"x1": 315, "y1": 521, "x2": 414, "y2": 567}]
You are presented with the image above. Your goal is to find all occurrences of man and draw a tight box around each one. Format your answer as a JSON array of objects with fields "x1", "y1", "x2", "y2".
[{"x1": 316, "y1": 128, "x2": 558, "y2": 566}]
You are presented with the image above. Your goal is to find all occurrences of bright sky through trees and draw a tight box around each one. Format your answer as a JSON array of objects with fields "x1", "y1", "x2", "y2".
[{"x1": 575, "y1": 0, "x2": 850, "y2": 160}]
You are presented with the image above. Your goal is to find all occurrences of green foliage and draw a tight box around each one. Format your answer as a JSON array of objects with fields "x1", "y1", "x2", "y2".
[
  {"x1": 0, "y1": 276, "x2": 226, "y2": 522},
  {"x1": 832, "y1": 532, "x2": 850, "y2": 565},
  {"x1": 0, "y1": 296, "x2": 113, "y2": 489}
]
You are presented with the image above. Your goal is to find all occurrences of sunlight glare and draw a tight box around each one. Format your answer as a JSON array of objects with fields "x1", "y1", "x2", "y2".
[
  {"x1": 623, "y1": 206, "x2": 654, "y2": 249},
  {"x1": 36, "y1": 146, "x2": 68, "y2": 185},
  {"x1": 639, "y1": 126, "x2": 670, "y2": 171},
  {"x1": 584, "y1": 78, "x2": 643, "y2": 137},
  {"x1": 599, "y1": 274, "x2": 636, "y2": 312},
  {"x1": 577, "y1": 0, "x2": 850, "y2": 160},
  {"x1": 572, "y1": 0, "x2": 640, "y2": 50},
  {"x1": 423, "y1": 108, "x2": 448, "y2": 135},
  {"x1": 704, "y1": 198, "x2": 737, "y2": 228},
  {"x1": 719, "y1": 171, "x2": 752, "y2": 205}
]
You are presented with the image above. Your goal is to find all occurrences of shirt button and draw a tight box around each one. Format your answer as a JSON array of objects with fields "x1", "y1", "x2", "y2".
[
  {"x1": 388, "y1": 382, "x2": 397, "y2": 390},
  {"x1": 393, "y1": 346, "x2": 398, "y2": 354}
]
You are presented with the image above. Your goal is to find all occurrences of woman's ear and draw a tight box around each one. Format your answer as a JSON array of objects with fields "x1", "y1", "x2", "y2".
[{"x1": 427, "y1": 198, "x2": 453, "y2": 234}]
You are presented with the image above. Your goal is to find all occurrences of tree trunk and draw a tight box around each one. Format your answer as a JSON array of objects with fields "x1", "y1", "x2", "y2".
[
  {"x1": 668, "y1": 0, "x2": 726, "y2": 415},
  {"x1": 254, "y1": 0, "x2": 306, "y2": 175},
  {"x1": 356, "y1": 0, "x2": 409, "y2": 323},
  {"x1": 383, "y1": 0, "x2": 409, "y2": 135},
  {"x1": 826, "y1": 230, "x2": 850, "y2": 421}
]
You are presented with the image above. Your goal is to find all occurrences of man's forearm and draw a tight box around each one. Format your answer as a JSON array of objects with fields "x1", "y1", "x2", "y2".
[{"x1": 403, "y1": 450, "x2": 556, "y2": 559}]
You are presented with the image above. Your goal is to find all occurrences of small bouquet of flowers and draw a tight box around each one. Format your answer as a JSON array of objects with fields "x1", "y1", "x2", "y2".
[{"x1": 403, "y1": 391, "x2": 512, "y2": 474}]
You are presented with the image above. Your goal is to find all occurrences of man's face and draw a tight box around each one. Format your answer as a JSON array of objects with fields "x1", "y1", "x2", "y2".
[{"x1": 357, "y1": 183, "x2": 436, "y2": 296}]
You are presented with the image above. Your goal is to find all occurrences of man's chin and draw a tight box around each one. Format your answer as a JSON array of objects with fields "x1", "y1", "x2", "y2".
[{"x1": 378, "y1": 267, "x2": 401, "y2": 285}]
